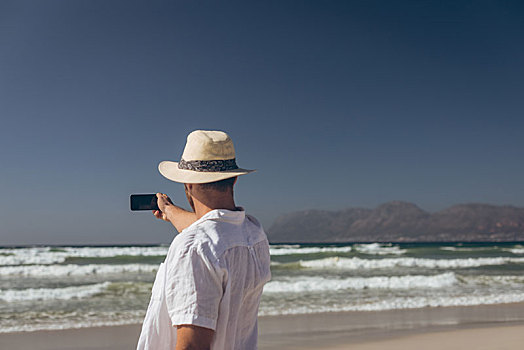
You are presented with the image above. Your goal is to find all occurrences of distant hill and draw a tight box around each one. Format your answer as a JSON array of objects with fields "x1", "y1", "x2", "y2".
[{"x1": 267, "y1": 202, "x2": 524, "y2": 243}]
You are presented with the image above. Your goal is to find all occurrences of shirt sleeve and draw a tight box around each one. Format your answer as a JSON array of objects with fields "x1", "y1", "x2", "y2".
[{"x1": 164, "y1": 243, "x2": 224, "y2": 331}]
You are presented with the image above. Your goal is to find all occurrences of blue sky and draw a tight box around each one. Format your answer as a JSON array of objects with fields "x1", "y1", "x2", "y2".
[{"x1": 1, "y1": 1, "x2": 523, "y2": 245}]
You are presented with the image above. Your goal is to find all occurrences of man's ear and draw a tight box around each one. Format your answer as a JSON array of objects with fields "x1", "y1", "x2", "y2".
[{"x1": 233, "y1": 177, "x2": 238, "y2": 186}]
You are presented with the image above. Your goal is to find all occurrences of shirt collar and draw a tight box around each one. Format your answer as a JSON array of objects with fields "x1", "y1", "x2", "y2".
[
  {"x1": 188, "y1": 207, "x2": 246, "y2": 228},
  {"x1": 200, "y1": 207, "x2": 245, "y2": 221}
]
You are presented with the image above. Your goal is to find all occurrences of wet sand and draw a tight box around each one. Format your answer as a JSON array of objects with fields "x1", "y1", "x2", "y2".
[
  {"x1": 327, "y1": 325, "x2": 524, "y2": 350},
  {"x1": 1, "y1": 303, "x2": 524, "y2": 349}
]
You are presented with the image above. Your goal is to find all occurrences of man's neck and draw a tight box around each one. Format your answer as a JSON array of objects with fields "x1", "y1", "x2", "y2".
[{"x1": 193, "y1": 198, "x2": 237, "y2": 220}]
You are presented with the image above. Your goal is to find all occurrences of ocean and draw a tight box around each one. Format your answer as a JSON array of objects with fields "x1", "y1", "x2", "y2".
[{"x1": 1, "y1": 242, "x2": 524, "y2": 333}]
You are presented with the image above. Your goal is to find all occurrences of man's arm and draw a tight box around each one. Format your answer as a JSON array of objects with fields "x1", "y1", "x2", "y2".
[
  {"x1": 153, "y1": 193, "x2": 197, "y2": 232},
  {"x1": 175, "y1": 325, "x2": 214, "y2": 350}
]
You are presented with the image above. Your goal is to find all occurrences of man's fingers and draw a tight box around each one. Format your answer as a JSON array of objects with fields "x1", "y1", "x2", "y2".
[
  {"x1": 156, "y1": 193, "x2": 170, "y2": 201},
  {"x1": 153, "y1": 194, "x2": 171, "y2": 221}
]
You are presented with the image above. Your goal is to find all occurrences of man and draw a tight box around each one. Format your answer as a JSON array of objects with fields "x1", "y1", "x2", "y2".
[{"x1": 137, "y1": 130, "x2": 271, "y2": 350}]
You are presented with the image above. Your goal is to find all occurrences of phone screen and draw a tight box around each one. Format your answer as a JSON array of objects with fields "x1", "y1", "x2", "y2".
[{"x1": 130, "y1": 194, "x2": 160, "y2": 211}]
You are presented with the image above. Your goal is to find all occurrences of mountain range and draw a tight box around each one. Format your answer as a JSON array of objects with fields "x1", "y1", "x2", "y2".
[{"x1": 267, "y1": 201, "x2": 524, "y2": 243}]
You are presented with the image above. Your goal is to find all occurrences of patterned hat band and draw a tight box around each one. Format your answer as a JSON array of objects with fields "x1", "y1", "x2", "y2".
[{"x1": 178, "y1": 158, "x2": 239, "y2": 172}]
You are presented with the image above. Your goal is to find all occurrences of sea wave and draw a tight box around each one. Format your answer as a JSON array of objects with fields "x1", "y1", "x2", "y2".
[
  {"x1": 268, "y1": 243, "x2": 407, "y2": 256},
  {"x1": 439, "y1": 246, "x2": 499, "y2": 252},
  {"x1": 0, "y1": 282, "x2": 111, "y2": 302},
  {"x1": 298, "y1": 256, "x2": 524, "y2": 270},
  {"x1": 0, "y1": 263, "x2": 159, "y2": 277},
  {"x1": 0, "y1": 310, "x2": 145, "y2": 334},
  {"x1": 264, "y1": 273, "x2": 457, "y2": 293},
  {"x1": 260, "y1": 292, "x2": 524, "y2": 315},
  {"x1": 4, "y1": 290, "x2": 524, "y2": 333},
  {"x1": 0, "y1": 246, "x2": 168, "y2": 266},
  {"x1": 501, "y1": 245, "x2": 524, "y2": 255},
  {"x1": 463, "y1": 274, "x2": 524, "y2": 286},
  {"x1": 353, "y1": 243, "x2": 406, "y2": 255},
  {"x1": 269, "y1": 246, "x2": 352, "y2": 256}
]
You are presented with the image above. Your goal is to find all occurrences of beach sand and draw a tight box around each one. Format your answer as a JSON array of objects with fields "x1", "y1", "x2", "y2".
[
  {"x1": 1, "y1": 303, "x2": 524, "y2": 349},
  {"x1": 326, "y1": 325, "x2": 524, "y2": 350}
]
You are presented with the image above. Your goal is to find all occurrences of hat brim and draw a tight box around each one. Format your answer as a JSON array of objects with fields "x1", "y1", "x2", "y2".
[{"x1": 158, "y1": 161, "x2": 256, "y2": 184}]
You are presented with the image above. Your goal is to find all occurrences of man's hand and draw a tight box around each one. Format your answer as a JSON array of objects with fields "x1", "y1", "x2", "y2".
[
  {"x1": 152, "y1": 193, "x2": 198, "y2": 232},
  {"x1": 152, "y1": 193, "x2": 173, "y2": 222}
]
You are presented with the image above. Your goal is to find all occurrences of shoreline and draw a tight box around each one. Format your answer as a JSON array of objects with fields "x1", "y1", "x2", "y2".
[
  {"x1": 2, "y1": 303, "x2": 524, "y2": 349},
  {"x1": 258, "y1": 302, "x2": 524, "y2": 349},
  {"x1": 321, "y1": 323, "x2": 524, "y2": 350}
]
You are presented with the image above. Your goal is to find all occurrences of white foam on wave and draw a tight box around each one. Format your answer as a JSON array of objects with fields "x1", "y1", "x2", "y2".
[
  {"x1": 442, "y1": 245, "x2": 524, "y2": 255},
  {"x1": 501, "y1": 245, "x2": 524, "y2": 255},
  {"x1": 0, "y1": 282, "x2": 111, "y2": 302},
  {"x1": 0, "y1": 246, "x2": 169, "y2": 266},
  {"x1": 440, "y1": 246, "x2": 498, "y2": 252},
  {"x1": 441, "y1": 247, "x2": 474, "y2": 252},
  {"x1": 0, "y1": 310, "x2": 145, "y2": 333},
  {"x1": 299, "y1": 256, "x2": 524, "y2": 270},
  {"x1": 353, "y1": 243, "x2": 406, "y2": 255},
  {"x1": 269, "y1": 246, "x2": 352, "y2": 256},
  {"x1": 269, "y1": 243, "x2": 406, "y2": 256},
  {"x1": 0, "y1": 319, "x2": 139, "y2": 334},
  {"x1": 259, "y1": 292, "x2": 524, "y2": 316},
  {"x1": 264, "y1": 273, "x2": 457, "y2": 293},
  {"x1": 463, "y1": 274, "x2": 524, "y2": 286},
  {"x1": 0, "y1": 263, "x2": 159, "y2": 277}
]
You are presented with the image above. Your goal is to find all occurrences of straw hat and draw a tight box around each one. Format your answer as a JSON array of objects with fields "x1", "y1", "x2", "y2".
[{"x1": 158, "y1": 130, "x2": 255, "y2": 184}]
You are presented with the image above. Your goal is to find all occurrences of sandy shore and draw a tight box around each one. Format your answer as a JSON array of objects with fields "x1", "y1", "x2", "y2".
[
  {"x1": 1, "y1": 303, "x2": 524, "y2": 349},
  {"x1": 327, "y1": 325, "x2": 524, "y2": 350}
]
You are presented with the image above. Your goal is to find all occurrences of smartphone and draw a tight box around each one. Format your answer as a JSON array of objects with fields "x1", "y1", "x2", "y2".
[{"x1": 130, "y1": 194, "x2": 160, "y2": 211}]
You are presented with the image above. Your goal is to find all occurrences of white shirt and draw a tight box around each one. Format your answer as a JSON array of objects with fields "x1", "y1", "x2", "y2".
[{"x1": 137, "y1": 208, "x2": 271, "y2": 350}]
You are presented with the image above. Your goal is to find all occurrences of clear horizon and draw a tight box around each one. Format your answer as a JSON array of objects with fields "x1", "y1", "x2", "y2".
[{"x1": 1, "y1": 1, "x2": 523, "y2": 245}]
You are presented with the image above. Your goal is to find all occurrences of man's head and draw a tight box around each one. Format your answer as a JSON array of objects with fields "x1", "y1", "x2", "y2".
[
  {"x1": 158, "y1": 130, "x2": 255, "y2": 185},
  {"x1": 183, "y1": 177, "x2": 237, "y2": 212}
]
